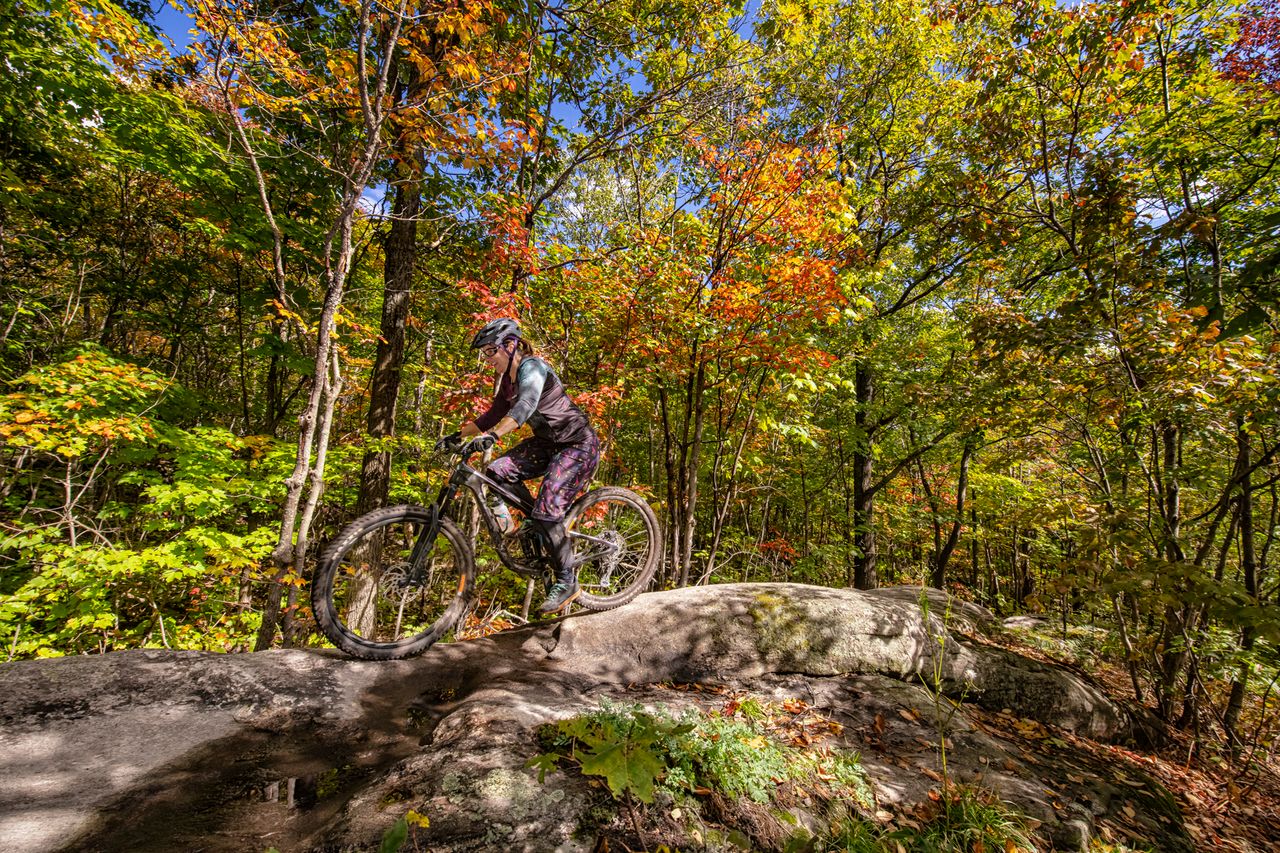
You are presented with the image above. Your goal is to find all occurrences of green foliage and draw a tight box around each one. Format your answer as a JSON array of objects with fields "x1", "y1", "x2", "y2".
[
  {"x1": 532, "y1": 700, "x2": 873, "y2": 807},
  {"x1": 0, "y1": 345, "x2": 169, "y2": 457},
  {"x1": 536, "y1": 704, "x2": 1039, "y2": 852},
  {"x1": 791, "y1": 786, "x2": 1041, "y2": 853},
  {"x1": 662, "y1": 711, "x2": 795, "y2": 803},
  {"x1": 377, "y1": 810, "x2": 429, "y2": 853},
  {"x1": 378, "y1": 818, "x2": 407, "y2": 853},
  {"x1": 534, "y1": 703, "x2": 695, "y2": 803},
  {"x1": 779, "y1": 787, "x2": 1042, "y2": 852},
  {"x1": 900, "y1": 787, "x2": 1039, "y2": 853},
  {"x1": 0, "y1": 348, "x2": 290, "y2": 658}
]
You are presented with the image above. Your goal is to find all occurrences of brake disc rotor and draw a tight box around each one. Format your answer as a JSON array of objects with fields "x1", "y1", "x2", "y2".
[
  {"x1": 377, "y1": 564, "x2": 419, "y2": 596},
  {"x1": 593, "y1": 529, "x2": 625, "y2": 584}
]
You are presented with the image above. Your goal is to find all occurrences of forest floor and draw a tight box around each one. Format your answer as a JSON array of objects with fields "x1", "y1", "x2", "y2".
[{"x1": 980, "y1": 626, "x2": 1280, "y2": 852}]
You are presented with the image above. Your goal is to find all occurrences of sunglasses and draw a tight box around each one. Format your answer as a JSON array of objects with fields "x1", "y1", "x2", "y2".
[{"x1": 480, "y1": 345, "x2": 500, "y2": 358}]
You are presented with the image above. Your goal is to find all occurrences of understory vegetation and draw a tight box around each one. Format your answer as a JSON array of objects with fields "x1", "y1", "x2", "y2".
[{"x1": 528, "y1": 700, "x2": 1039, "y2": 852}]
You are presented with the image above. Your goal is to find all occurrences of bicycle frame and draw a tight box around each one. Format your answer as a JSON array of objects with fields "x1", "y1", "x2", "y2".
[
  {"x1": 430, "y1": 450, "x2": 544, "y2": 578},
  {"x1": 411, "y1": 447, "x2": 618, "y2": 585}
]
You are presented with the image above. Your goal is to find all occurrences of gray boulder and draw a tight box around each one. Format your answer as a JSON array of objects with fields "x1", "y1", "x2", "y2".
[{"x1": 0, "y1": 583, "x2": 1188, "y2": 852}]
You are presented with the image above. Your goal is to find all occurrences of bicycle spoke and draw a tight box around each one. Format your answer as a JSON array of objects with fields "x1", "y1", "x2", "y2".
[
  {"x1": 316, "y1": 509, "x2": 474, "y2": 655},
  {"x1": 566, "y1": 488, "x2": 659, "y2": 609}
]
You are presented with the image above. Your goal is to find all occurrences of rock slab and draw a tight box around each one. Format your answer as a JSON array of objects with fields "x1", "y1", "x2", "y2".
[{"x1": 0, "y1": 583, "x2": 1190, "y2": 852}]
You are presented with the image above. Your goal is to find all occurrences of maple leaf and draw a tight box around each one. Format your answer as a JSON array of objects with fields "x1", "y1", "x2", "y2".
[
  {"x1": 525, "y1": 752, "x2": 560, "y2": 783},
  {"x1": 578, "y1": 740, "x2": 665, "y2": 803}
]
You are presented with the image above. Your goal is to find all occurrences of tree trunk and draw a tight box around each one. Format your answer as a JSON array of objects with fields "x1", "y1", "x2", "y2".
[
  {"x1": 659, "y1": 383, "x2": 680, "y2": 586},
  {"x1": 678, "y1": 357, "x2": 707, "y2": 586},
  {"x1": 1224, "y1": 421, "x2": 1259, "y2": 753},
  {"x1": 1156, "y1": 420, "x2": 1189, "y2": 720},
  {"x1": 356, "y1": 177, "x2": 420, "y2": 516},
  {"x1": 839, "y1": 437, "x2": 855, "y2": 588},
  {"x1": 852, "y1": 361, "x2": 877, "y2": 589},
  {"x1": 259, "y1": 180, "x2": 370, "y2": 651},
  {"x1": 702, "y1": 374, "x2": 764, "y2": 583},
  {"x1": 984, "y1": 540, "x2": 999, "y2": 608},
  {"x1": 968, "y1": 503, "x2": 978, "y2": 588},
  {"x1": 931, "y1": 437, "x2": 974, "y2": 589}
]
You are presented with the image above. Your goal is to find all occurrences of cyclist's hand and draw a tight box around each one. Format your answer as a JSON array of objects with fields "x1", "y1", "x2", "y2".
[
  {"x1": 463, "y1": 432, "x2": 498, "y2": 454},
  {"x1": 434, "y1": 430, "x2": 462, "y2": 452}
]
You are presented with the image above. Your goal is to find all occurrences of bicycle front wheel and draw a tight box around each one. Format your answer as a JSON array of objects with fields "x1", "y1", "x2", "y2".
[
  {"x1": 311, "y1": 505, "x2": 475, "y2": 660},
  {"x1": 566, "y1": 487, "x2": 660, "y2": 611}
]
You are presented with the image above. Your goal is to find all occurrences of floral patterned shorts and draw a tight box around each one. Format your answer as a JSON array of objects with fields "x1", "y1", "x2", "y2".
[{"x1": 485, "y1": 432, "x2": 601, "y2": 522}]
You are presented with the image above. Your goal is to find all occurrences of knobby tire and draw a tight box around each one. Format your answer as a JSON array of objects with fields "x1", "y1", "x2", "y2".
[
  {"x1": 566, "y1": 486, "x2": 660, "y2": 611},
  {"x1": 311, "y1": 505, "x2": 475, "y2": 661}
]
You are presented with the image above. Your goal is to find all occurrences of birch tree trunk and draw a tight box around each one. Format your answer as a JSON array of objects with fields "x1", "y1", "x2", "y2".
[{"x1": 253, "y1": 0, "x2": 411, "y2": 650}]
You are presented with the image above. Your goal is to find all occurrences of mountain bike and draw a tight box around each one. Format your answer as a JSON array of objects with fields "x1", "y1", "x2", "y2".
[{"x1": 310, "y1": 441, "x2": 661, "y2": 660}]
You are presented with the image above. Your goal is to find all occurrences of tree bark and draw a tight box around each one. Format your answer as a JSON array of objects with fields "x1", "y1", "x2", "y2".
[
  {"x1": 930, "y1": 437, "x2": 974, "y2": 589},
  {"x1": 356, "y1": 176, "x2": 420, "y2": 516},
  {"x1": 1224, "y1": 421, "x2": 1259, "y2": 753},
  {"x1": 678, "y1": 356, "x2": 707, "y2": 586},
  {"x1": 1156, "y1": 420, "x2": 1189, "y2": 720},
  {"x1": 852, "y1": 361, "x2": 878, "y2": 589},
  {"x1": 659, "y1": 382, "x2": 680, "y2": 587}
]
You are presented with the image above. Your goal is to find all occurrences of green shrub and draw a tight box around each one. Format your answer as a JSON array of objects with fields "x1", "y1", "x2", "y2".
[
  {"x1": 900, "y1": 786, "x2": 1039, "y2": 852},
  {"x1": 531, "y1": 700, "x2": 874, "y2": 807},
  {"x1": 533, "y1": 700, "x2": 1044, "y2": 853},
  {"x1": 0, "y1": 348, "x2": 291, "y2": 657}
]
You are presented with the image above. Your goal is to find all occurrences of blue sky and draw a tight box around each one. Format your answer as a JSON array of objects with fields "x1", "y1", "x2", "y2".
[{"x1": 152, "y1": 0, "x2": 195, "y2": 52}]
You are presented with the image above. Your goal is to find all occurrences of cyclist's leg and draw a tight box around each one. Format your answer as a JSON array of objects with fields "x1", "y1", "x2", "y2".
[
  {"x1": 530, "y1": 432, "x2": 601, "y2": 524},
  {"x1": 531, "y1": 433, "x2": 601, "y2": 613},
  {"x1": 485, "y1": 437, "x2": 553, "y2": 509}
]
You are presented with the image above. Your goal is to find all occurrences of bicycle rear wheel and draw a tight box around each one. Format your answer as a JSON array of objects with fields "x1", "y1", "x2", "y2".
[
  {"x1": 566, "y1": 487, "x2": 660, "y2": 611},
  {"x1": 311, "y1": 505, "x2": 474, "y2": 660}
]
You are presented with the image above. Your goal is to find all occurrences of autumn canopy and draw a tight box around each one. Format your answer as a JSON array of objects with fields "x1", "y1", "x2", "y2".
[{"x1": 1, "y1": 0, "x2": 1278, "y2": 773}]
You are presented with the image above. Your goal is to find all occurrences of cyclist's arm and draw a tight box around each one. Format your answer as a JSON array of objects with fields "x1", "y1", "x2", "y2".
[
  {"x1": 460, "y1": 359, "x2": 546, "y2": 439},
  {"x1": 460, "y1": 414, "x2": 520, "y2": 438},
  {"x1": 469, "y1": 377, "x2": 514, "y2": 436},
  {"x1": 486, "y1": 416, "x2": 521, "y2": 438},
  {"x1": 506, "y1": 359, "x2": 548, "y2": 426}
]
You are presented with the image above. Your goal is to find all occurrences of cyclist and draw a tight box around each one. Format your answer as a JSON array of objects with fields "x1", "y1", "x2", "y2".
[{"x1": 437, "y1": 318, "x2": 601, "y2": 614}]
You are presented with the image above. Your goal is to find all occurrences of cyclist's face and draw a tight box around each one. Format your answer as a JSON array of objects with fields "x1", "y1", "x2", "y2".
[{"x1": 479, "y1": 343, "x2": 507, "y2": 370}]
